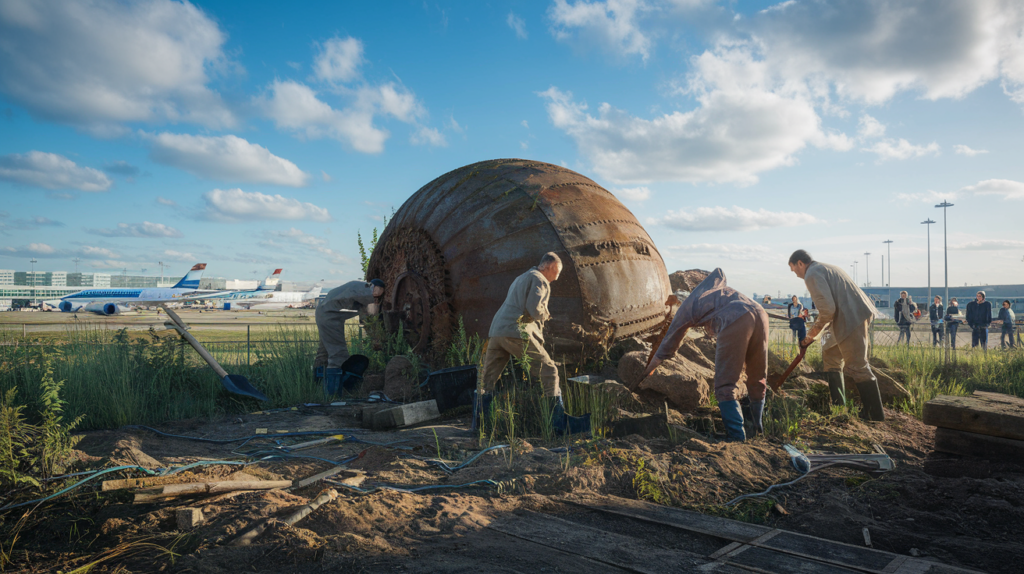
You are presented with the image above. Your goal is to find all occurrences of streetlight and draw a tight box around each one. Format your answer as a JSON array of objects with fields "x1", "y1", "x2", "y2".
[
  {"x1": 853, "y1": 260, "x2": 858, "y2": 285},
  {"x1": 883, "y1": 239, "x2": 894, "y2": 312},
  {"x1": 864, "y1": 252, "x2": 871, "y2": 286},
  {"x1": 935, "y1": 201, "x2": 954, "y2": 312},
  {"x1": 29, "y1": 258, "x2": 37, "y2": 306},
  {"x1": 72, "y1": 257, "x2": 80, "y2": 273},
  {"x1": 922, "y1": 219, "x2": 936, "y2": 304},
  {"x1": 158, "y1": 261, "x2": 165, "y2": 284}
]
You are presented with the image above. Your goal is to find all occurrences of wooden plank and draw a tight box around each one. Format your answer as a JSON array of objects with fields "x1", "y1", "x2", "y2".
[
  {"x1": 725, "y1": 545, "x2": 865, "y2": 573},
  {"x1": 486, "y1": 511, "x2": 703, "y2": 574},
  {"x1": 922, "y1": 392, "x2": 1024, "y2": 441},
  {"x1": 762, "y1": 531, "x2": 896, "y2": 572},
  {"x1": 565, "y1": 495, "x2": 770, "y2": 543},
  {"x1": 933, "y1": 427, "x2": 1024, "y2": 460},
  {"x1": 102, "y1": 476, "x2": 192, "y2": 492}
]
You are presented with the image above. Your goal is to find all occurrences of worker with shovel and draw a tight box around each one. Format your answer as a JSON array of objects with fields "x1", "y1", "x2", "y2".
[
  {"x1": 788, "y1": 250, "x2": 885, "y2": 421},
  {"x1": 314, "y1": 278, "x2": 384, "y2": 396},
  {"x1": 643, "y1": 268, "x2": 768, "y2": 441}
]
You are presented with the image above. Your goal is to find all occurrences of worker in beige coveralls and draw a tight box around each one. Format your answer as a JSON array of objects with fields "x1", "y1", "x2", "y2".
[
  {"x1": 475, "y1": 252, "x2": 589, "y2": 434},
  {"x1": 314, "y1": 279, "x2": 384, "y2": 395},
  {"x1": 788, "y1": 250, "x2": 885, "y2": 421}
]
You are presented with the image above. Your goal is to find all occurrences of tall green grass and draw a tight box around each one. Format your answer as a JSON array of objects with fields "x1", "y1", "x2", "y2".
[{"x1": 0, "y1": 324, "x2": 322, "y2": 430}]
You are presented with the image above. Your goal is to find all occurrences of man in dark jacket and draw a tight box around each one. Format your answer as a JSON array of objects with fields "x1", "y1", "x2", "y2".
[
  {"x1": 894, "y1": 291, "x2": 916, "y2": 346},
  {"x1": 966, "y1": 291, "x2": 993, "y2": 350},
  {"x1": 929, "y1": 295, "x2": 944, "y2": 347},
  {"x1": 944, "y1": 298, "x2": 963, "y2": 349}
]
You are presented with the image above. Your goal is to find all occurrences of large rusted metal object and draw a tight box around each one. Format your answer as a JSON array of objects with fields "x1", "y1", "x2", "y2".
[{"x1": 367, "y1": 159, "x2": 671, "y2": 360}]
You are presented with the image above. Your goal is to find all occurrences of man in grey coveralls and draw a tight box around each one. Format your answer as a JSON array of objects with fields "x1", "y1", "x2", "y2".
[
  {"x1": 314, "y1": 279, "x2": 384, "y2": 371},
  {"x1": 788, "y1": 250, "x2": 885, "y2": 421}
]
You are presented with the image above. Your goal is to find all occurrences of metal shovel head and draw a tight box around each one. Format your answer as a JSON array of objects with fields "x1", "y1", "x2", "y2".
[{"x1": 222, "y1": 374, "x2": 268, "y2": 401}]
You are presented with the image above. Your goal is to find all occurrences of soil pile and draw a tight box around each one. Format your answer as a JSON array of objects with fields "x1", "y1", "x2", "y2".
[{"x1": 668, "y1": 269, "x2": 711, "y2": 293}]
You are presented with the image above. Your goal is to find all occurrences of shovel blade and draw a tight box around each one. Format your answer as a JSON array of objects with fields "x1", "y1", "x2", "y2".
[{"x1": 221, "y1": 374, "x2": 268, "y2": 401}]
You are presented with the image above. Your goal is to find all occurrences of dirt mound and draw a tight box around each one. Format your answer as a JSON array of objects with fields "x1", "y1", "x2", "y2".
[
  {"x1": 384, "y1": 356, "x2": 417, "y2": 401},
  {"x1": 618, "y1": 349, "x2": 713, "y2": 412},
  {"x1": 668, "y1": 269, "x2": 710, "y2": 293}
]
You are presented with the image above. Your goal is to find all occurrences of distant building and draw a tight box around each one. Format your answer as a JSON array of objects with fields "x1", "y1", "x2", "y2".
[
  {"x1": 862, "y1": 285, "x2": 1024, "y2": 319},
  {"x1": 66, "y1": 273, "x2": 112, "y2": 288},
  {"x1": 0, "y1": 270, "x2": 14, "y2": 285}
]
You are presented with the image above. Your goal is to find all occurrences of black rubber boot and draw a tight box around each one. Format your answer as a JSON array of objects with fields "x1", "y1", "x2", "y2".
[
  {"x1": 824, "y1": 371, "x2": 846, "y2": 407},
  {"x1": 551, "y1": 397, "x2": 591, "y2": 436},
  {"x1": 855, "y1": 379, "x2": 886, "y2": 422},
  {"x1": 470, "y1": 391, "x2": 494, "y2": 433}
]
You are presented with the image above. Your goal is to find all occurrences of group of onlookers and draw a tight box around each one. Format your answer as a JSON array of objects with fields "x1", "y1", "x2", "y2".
[{"x1": 891, "y1": 290, "x2": 1017, "y2": 350}]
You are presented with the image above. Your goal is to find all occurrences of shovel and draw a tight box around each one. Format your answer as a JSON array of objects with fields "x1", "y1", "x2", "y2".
[
  {"x1": 770, "y1": 342, "x2": 809, "y2": 393},
  {"x1": 161, "y1": 304, "x2": 268, "y2": 401}
]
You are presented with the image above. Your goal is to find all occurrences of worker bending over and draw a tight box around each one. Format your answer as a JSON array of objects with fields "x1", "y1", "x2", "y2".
[
  {"x1": 644, "y1": 268, "x2": 768, "y2": 441},
  {"x1": 788, "y1": 250, "x2": 884, "y2": 421},
  {"x1": 314, "y1": 279, "x2": 384, "y2": 393},
  {"x1": 476, "y1": 252, "x2": 589, "y2": 435}
]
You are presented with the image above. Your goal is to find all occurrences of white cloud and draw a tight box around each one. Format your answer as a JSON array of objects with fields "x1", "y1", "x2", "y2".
[
  {"x1": 507, "y1": 11, "x2": 528, "y2": 39},
  {"x1": 161, "y1": 249, "x2": 197, "y2": 262},
  {"x1": 0, "y1": 243, "x2": 120, "y2": 260},
  {"x1": 156, "y1": 196, "x2": 177, "y2": 206},
  {"x1": 410, "y1": 126, "x2": 447, "y2": 147},
  {"x1": 263, "y1": 228, "x2": 348, "y2": 265},
  {"x1": 88, "y1": 221, "x2": 183, "y2": 238},
  {"x1": 203, "y1": 188, "x2": 331, "y2": 222},
  {"x1": 894, "y1": 190, "x2": 957, "y2": 205},
  {"x1": 87, "y1": 259, "x2": 130, "y2": 270},
  {"x1": 615, "y1": 186, "x2": 650, "y2": 201},
  {"x1": 863, "y1": 138, "x2": 940, "y2": 161},
  {"x1": 953, "y1": 144, "x2": 989, "y2": 156},
  {"x1": 79, "y1": 246, "x2": 119, "y2": 259},
  {"x1": 648, "y1": 205, "x2": 819, "y2": 231},
  {"x1": 0, "y1": 151, "x2": 111, "y2": 191},
  {"x1": 145, "y1": 133, "x2": 310, "y2": 187},
  {"x1": 548, "y1": 0, "x2": 653, "y2": 61},
  {"x1": 950, "y1": 239, "x2": 1024, "y2": 251},
  {"x1": 314, "y1": 37, "x2": 364, "y2": 83},
  {"x1": 961, "y1": 178, "x2": 1024, "y2": 200},
  {"x1": 857, "y1": 115, "x2": 886, "y2": 139},
  {"x1": 666, "y1": 243, "x2": 774, "y2": 261},
  {"x1": 321, "y1": 170, "x2": 332, "y2": 183},
  {"x1": 0, "y1": 0, "x2": 235, "y2": 131}
]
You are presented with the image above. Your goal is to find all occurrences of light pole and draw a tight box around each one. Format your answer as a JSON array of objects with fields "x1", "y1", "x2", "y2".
[
  {"x1": 883, "y1": 239, "x2": 894, "y2": 312},
  {"x1": 935, "y1": 202, "x2": 953, "y2": 311},
  {"x1": 853, "y1": 261, "x2": 858, "y2": 285},
  {"x1": 922, "y1": 219, "x2": 936, "y2": 304},
  {"x1": 72, "y1": 257, "x2": 80, "y2": 273},
  {"x1": 29, "y1": 258, "x2": 37, "y2": 306},
  {"x1": 864, "y1": 252, "x2": 871, "y2": 286},
  {"x1": 158, "y1": 261, "x2": 165, "y2": 284}
]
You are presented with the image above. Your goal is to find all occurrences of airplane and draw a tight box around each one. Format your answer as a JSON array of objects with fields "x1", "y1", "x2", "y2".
[
  {"x1": 182, "y1": 270, "x2": 322, "y2": 310},
  {"x1": 59, "y1": 263, "x2": 209, "y2": 315}
]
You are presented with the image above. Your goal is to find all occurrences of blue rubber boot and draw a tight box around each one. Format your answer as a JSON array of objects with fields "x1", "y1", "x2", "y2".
[
  {"x1": 470, "y1": 391, "x2": 494, "y2": 433},
  {"x1": 749, "y1": 399, "x2": 765, "y2": 436},
  {"x1": 719, "y1": 400, "x2": 746, "y2": 441},
  {"x1": 314, "y1": 365, "x2": 325, "y2": 383},
  {"x1": 551, "y1": 396, "x2": 591, "y2": 436},
  {"x1": 324, "y1": 368, "x2": 343, "y2": 398}
]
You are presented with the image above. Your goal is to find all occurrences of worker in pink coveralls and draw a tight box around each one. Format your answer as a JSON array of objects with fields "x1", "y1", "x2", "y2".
[{"x1": 643, "y1": 268, "x2": 769, "y2": 441}]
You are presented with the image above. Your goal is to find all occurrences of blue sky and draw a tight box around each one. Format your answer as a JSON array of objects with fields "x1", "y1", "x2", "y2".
[{"x1": 2, "y1": 0, "x2": 1023, "y2": 296}]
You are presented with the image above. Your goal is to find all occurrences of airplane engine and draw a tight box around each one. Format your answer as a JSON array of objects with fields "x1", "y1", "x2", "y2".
[
  {"x1": 59, "y1": 301, "x2": 72, "y2": 312},
  {"x1": 85, "y1": 302, "x2": 122, "y2": 315}
]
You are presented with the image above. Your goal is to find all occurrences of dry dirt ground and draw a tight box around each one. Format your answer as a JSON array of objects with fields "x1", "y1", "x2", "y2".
[{"x1": 2, "y1": 398, "x2": 1021, "y2": 573}]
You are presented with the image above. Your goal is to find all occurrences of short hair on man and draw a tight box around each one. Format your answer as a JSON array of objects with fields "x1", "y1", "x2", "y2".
[
  {"x1": 1004, "y1": 300, "x2": 1012, "y2": 306},
  {"x1": 788, "y1": 250, "x2": 813, "y2": 265},
  {"x1": 539, "y1": 252, "x2": 562, "y2": 270},
  {"x1": 977, "y1": 291, "x2": 986, "y2": 299}
]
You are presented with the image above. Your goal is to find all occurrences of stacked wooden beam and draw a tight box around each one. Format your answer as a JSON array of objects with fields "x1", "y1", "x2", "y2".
[{"x1": 923, "y1": 391, "x2": 1024, "y2": 460}]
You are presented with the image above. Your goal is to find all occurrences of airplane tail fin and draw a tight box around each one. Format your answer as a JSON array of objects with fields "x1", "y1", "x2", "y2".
[
  {"x1": 258, "y1": 268, "x2": 283, "y2": 290},
  {"x1": 303, "y1": 285, "x2": 323, "y2": 300},
  {"x1": 172, "y1": 263, "x2": 207, "y2": 289}
]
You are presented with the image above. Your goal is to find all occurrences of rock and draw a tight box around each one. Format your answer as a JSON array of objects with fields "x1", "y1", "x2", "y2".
[
  {"x1": 676, "y1": 338, "x2": 715, "y2": 370},
  {"x1": 668, "y1": 269, "x2": 710, "y2": 293},
  {"x1": 637, "y1": 354, "x2": 712, "y2": 413},
  {"x1": 177, "y1": 508, "x2": 204, "y2": 530},
  {"x1": 617, "y1": 351, "x2": 649, "y2": 391},
  {"x1": 841, "y1": 368, "x2": 912, "y2": 405},
  {"x1": 608, "y1": 336, "x2": 649, "y2": 362},
  {"x1": 593, "y1": 380, "x2": 648, "y2": 412},
  {"x1": 383, "y1": 356, "x2": 417, "y2": 401}
]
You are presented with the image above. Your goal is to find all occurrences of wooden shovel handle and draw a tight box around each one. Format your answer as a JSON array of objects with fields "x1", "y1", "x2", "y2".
[{"x1": 161, "y1": 304, "x2": 229, "y2": 379}]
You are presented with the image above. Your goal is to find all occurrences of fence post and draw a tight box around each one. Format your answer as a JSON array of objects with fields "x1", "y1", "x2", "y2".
[
  {"x1": 23, "y1": 323, "x2": 26, "y2": 338},
  {"x1": 247, "y1": 325, "x2": 251, "y2": 366}
]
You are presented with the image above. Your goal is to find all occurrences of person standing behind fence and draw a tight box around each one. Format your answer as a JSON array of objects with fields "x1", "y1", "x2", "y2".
[
  {"x1": 966, "y1": 291, "x2": 993, "y2": 351},
  {"x1": 788, "y1": 250, "x2": 885, "y2": 422},
  {"x1": 929, "y1": 295, "x2": 944, "y2": 348},
  {"x1": 944, "y1": 298, "x2": 963, "y2": 349},
  {"x1": 894, "y1": 291, "x2": 916, "y2": 346},
  {"x1": 787, "y1": 295, "x2": 806, "y2": 344},
  {"x1": 999, "y1": 300, "x2": 1016, "y2": 349}
]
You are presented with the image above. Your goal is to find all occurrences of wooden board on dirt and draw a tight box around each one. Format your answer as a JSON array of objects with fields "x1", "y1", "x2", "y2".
[
  {"x1": 922, "y1": 391, "x2": 1024, "y2": 441},
  {"x1": 933, "y1": 427, "x2": 1024, "y2": 460}
]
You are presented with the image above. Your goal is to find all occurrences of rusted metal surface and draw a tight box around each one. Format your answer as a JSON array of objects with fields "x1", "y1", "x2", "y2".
[{"x1": 367, "y1": 159, "x2": 672, "y2": 359}]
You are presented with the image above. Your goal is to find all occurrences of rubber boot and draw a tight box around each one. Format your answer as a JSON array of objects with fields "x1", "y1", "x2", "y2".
[
  {"x1": 324, "y1": 368, "x2": 343, "y2": 398},
  {"x1": 749, "y1": 399, "x2": 765, "y2": 436},
  {"x1": 314, "y1": 365, "x2": 325, "y2": 383},
  {"x1": 470, "y1": 391, "x2": 494, "y2": 433},
  {"x1": 551, "y1": 397, "x2": 591, "y2": 436},
  {"x1": 824, "y1": 371, "x2": 846, "y2": 407},
  {"x1": 855, "y1": 379, "x2": 886, "y2": 422},
  {"x1": 719, "y1": 400, "x2": 746, "y2": 441}
]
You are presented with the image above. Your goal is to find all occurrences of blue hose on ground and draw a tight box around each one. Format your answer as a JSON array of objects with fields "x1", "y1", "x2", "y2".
[
  {"x1": 325, "y1": 478, "x2": 497, "y2": 494},
  {"x1": 0, "y1": 465, "x2": 158, "y2": 512},
  {"x1": 426, "y1": 444, "x2": 509, "y2": 473}
]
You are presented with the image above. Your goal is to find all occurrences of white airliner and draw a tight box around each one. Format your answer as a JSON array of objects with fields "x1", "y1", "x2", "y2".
[
  {"x1": 182, "y1": 269, "x2": 322, "y2": 310},
  {"x1": 59, "y1": 263, "x2": 209, "y2": 315}
]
